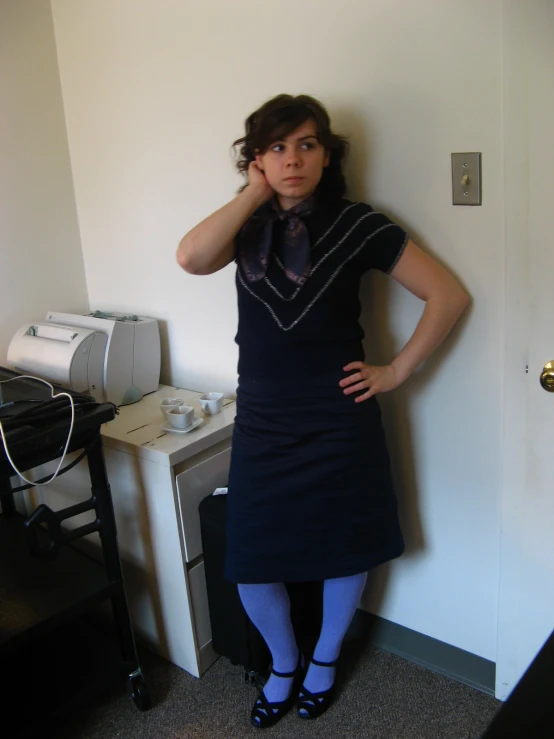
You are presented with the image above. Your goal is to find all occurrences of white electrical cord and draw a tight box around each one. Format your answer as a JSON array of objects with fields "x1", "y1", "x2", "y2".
[{"x1": 0, "y1": 375, "x2": 75, "y2": 486}]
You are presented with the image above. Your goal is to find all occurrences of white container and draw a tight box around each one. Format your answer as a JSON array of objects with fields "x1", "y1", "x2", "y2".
[
  {"x1": 160, "y1": 397, "x2": 185, "y2": 418},
  {"x1": 167, "y1": 405, "x2": 195, "y2": 429},
  {"x1": 199, "y1": 392, "x2": 224, "y2": 415}
]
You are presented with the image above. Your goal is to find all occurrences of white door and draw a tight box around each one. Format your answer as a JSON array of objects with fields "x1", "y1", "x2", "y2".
[{"x1": 496, "y1": 0, "x2": 554, "y2": 700}]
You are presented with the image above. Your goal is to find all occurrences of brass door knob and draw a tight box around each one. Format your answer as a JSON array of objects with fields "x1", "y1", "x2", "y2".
[{"x1": 540, "y1": 361, "x2": 554, "y2": 392}]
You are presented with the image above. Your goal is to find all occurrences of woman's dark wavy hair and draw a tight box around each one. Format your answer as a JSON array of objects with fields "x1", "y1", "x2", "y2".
[{"x1": 233, "y1": 94, "x2": 349, "y2": 204}]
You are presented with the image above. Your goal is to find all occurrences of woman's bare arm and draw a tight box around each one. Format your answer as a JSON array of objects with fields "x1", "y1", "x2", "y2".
[
  {"x1": 176, "y1": 163, "x2": 272, "y2": 276},
  {"x1": 341, "y1": 240, "x2": 470, "y2": 401}
]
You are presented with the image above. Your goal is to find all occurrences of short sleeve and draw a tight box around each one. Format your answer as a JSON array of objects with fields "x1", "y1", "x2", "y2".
[{"x1": 354, "y1": 206, "x2": 409, "y2": 275}]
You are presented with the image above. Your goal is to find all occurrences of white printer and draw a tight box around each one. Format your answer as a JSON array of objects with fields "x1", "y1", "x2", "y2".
[{"x1": 7, "y1": 311, "x2": 161, "y2": 406}]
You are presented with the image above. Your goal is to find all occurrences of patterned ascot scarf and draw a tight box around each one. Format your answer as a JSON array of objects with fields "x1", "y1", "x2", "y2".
[{"x1": 239, "y1": 196, "x2": 317, "y2": 286}]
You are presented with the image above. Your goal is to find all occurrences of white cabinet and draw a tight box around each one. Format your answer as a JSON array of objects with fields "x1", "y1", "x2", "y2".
[
  {"x1": 26, "y1": 385, "x2": 236, "y2": 678},
  {"x1": 176, "y1": 447, "x2": 232, "y2": 564},
  {"x1": 188, "y1": 560, "x2": 212, "y2": 652}
]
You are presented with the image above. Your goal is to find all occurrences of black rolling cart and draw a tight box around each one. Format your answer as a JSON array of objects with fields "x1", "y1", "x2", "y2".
[{"x1": 0, "y1": 368, "x2": 149, "y2": 724}]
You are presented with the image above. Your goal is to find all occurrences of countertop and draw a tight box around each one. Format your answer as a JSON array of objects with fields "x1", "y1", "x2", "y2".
[{"x1": 101, "y1": 385, "x2": 236, "y2": 467}]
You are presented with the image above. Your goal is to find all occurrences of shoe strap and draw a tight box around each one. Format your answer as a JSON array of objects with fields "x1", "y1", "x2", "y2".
[
  {"x1": 254, "y1": 690, "x2": 289, "y2": 710},
  {"x1": 311, "y1": 657, "x2": 338, "y2": 668},
  {"x1": 271, "y1": 665, "x2": 297, "y2": 678},
  {"x1": 298, "y1": 684, "x2": 331, "y2": 700},
  {"x1": 271, "y1": 652, "x2": 301, "y2": 678}
]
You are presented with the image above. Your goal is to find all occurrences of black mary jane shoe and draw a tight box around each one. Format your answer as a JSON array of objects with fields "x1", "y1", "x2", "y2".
[
  {"x1": 250, "y1": 655, "x2": 303, "y2": 729},
  {"x1": 296, "y1": 657, "x2": 339, "y2": 720}
]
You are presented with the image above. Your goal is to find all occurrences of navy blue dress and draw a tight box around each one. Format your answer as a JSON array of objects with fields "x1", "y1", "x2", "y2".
[{"x1": 224, "y1": 199, "x2": 408, "y2": 584}]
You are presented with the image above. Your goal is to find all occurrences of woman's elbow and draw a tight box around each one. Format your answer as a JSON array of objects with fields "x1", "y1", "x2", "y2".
[
  {"x1": 449, "y1": 284, "x2": 471, "y2": 319},
  {"x1": 457, "y1": 285, "x2": 471, "y2": 311},
  {"x1": 431, "y1": 280, "x2": 470, "y2": 316},
  {"x1": 176, "y1": 240, "x2": 198, "y2": 274}
]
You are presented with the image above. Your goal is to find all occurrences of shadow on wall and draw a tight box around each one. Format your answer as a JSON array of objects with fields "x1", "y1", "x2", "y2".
[
  {"x1": 333, "y1": 104, "x2": 472, "y2": 612},
  {"x1": 359, "y1": 267, "x2": 470, "y2": 614},
  {"x1": 157, "y1": 318, "x2": 171, "y2": 386},
  {"x1": 331, "y1": 107, "x2": 372, "y2": 201}
]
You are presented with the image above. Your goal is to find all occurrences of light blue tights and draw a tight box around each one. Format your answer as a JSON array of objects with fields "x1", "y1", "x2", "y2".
[{"x1": 238, "y1": 572, "x2": 367, "y2": 721}]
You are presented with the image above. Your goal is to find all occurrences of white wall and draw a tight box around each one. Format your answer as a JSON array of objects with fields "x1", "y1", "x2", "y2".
[
  {"x1": 0, "y1": 0, "x2": 88, "y2": 363},
  {"x1": 50, "y1": 0, "x2": 504, "y2": 661}
]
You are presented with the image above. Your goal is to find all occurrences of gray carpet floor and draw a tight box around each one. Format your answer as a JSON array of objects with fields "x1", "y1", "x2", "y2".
[{"x1": 55, "y1": 640, "x2": 501, "y2": 739}]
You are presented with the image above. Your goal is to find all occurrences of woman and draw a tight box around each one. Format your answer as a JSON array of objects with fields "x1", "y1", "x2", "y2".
[{"x1": 177, "y1": 94, "x2": 469, "y2": 728}]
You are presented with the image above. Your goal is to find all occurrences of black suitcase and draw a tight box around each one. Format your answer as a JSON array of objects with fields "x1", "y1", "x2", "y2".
[{"x1": 199, "y1": 493, "x2": 323, "y2": 686}]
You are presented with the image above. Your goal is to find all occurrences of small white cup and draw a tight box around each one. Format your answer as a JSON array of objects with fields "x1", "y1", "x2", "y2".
[
  {"x1": 160, "y1": 397, "x2": 185, "y2": 419},
  {"x1": 167, "y1": 405, "x2": 195, "y2": 429},
  {"x1": 199, "y1": 392, "x2": 224, "y2": 415}
]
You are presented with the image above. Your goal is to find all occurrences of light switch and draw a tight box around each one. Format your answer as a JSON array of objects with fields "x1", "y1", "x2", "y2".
[{"x1": 451, "y1": 152, "x2": 482, "y2": 205}]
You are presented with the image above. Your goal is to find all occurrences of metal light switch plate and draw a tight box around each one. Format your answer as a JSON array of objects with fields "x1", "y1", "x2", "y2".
[{"x1": 451, "y1": 152, "x2": 482, "y2": 205}]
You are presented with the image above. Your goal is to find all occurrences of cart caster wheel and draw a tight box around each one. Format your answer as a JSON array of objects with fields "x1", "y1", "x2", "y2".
[{"x1": 129, "y1": 675, "x2": 151, "y2": 711}]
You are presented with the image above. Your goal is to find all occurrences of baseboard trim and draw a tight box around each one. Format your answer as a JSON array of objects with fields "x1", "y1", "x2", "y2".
[{"x1": 348, "y1": 609, "x2": 496, "y2": 697}]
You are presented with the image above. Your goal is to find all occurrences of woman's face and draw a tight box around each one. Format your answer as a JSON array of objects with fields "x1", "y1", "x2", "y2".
[{"x1": 255, "y1": 119, "x2": 329, "y2": 210}]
